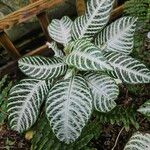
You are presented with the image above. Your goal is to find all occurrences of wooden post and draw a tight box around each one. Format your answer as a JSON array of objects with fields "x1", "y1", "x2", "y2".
[
  {"x1": 0, "y1": 44, "x2": 49, "y2": 78},
  {"x1": 0, "y1": 31, "x2": 21, "y2": 59},
  {"x1": 30, "y1": 0, "x2": 51, "y2": 42},
  {"x1": 0, "y1": 0, "x2": 64, "y2": 31},
  {"x1": 110, "y1": 5, "x2": 123, "y2": 21},
  {"x1": 76, "y1": 0, "x2": 86, "y2": 16},
  {"x1": 37, "y1": 12, "x2": 51, "y2": 42}
]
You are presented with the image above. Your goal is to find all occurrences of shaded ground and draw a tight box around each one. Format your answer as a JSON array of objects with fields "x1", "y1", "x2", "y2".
[{"x1": 0, "y1": 125, "x2": 30, "y2": 150}]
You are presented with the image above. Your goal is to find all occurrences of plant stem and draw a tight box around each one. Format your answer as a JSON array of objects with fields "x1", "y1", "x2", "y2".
[{"x1": 111, "y1": 127, "x2": 124, "y2": 150}]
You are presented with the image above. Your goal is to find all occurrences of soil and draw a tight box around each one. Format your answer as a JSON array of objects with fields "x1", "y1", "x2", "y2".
[{"x1": 0, "y1": 125, "x2": 30, "y2": 150}]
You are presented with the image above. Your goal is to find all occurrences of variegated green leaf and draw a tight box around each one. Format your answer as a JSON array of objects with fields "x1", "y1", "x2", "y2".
[
  {"x1": 48, "y1": 16, "x2": 73, "y2": 45},
  {"x1": 104, "y1": 52, "x2": 150, "y2": 83},
  {"x1": 95, "y1": 17, "x2": 137, "y2": 54},
  {"x1": 137, "y1": 100, "x2": 150, "y2": 118},
  {"x1": 18, "y1": 56, "x2": 67, "y2": 80},
  {"x1": 124, "y1": 132, "x2": 150, "y2": 150},
  {"x1": 65, "y1": 40, "x2": 112, "y2": 71},
  {"x1": 84, "y1": 72, "x2": 119, "y2": 112},
  {"x1": 46, "y1": 41, "x2": 64, "y2": 57},
  {"x1": 7, "y1": 79, "x2": 53, "y2": 133},
  {"x1": 64, "y1": 68, "x2": 76, "y2": 79},
  {"x1": 46, "y1": 75, "x2": 93, "y2": 144},
  {"x1": 72, "y1": 0, "x2": 114, "y2": 40}
]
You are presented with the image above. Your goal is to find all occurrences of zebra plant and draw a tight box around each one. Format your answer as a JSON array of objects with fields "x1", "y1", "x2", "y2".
[
  {"x1": 124, "y1": 132, "x2": 150, "y2": 150},
  {"x1": 7, "y1": 0, "x2": 150, "y2": 144}
]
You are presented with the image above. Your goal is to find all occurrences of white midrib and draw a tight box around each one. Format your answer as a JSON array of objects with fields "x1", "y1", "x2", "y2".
[
  {"x1": 80, "y1": 0, "x2": 106, "y2": 38},
  {"x1": 112, "y1": 62, "x2": 150, "y2": 79},
  {"x1": 86, "y1": 79, "x2": 109, "y2": 99},
  {"x1": 75, "y1": 51, "x2": 113, "y2": 70},
  {"x1": 16, "y1": 80, "x2": 44, "y2": 131},
  {"x1": 64, "y1": 77, "x2": 74, "y2": 141},
  {"x1": 60, "y1": 21, "x2": 68, "y2": 45},
  {"x1": 20, "y1": 62, "x2": 64, "y2": 69},
  {"x1": 103, "y1": 20, "x2": 135, "y2": 49}
]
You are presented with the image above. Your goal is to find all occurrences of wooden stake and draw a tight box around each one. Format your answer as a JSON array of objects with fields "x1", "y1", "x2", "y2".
[
  {"x1": 30, "y1": 0, "x2": 51, "y2": 42},
  {"x1": 0, "y1": 31, "x2": 21, "y2": 59},
  {"x1": 110, "y1": 5, "x2": 124, "y2": 21},
  {"x1": 0, "y1": 44, "x2": 49, "y2": 78},
  {"x1": 0, "y1": 0, "x2": 64, "y2": 30},
  {"x1": 36, "y1": 12, "x2": 51, "y2": 42},
  {"x1": 76, "y1": 0, "x2": 86, "y2": 16}
]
